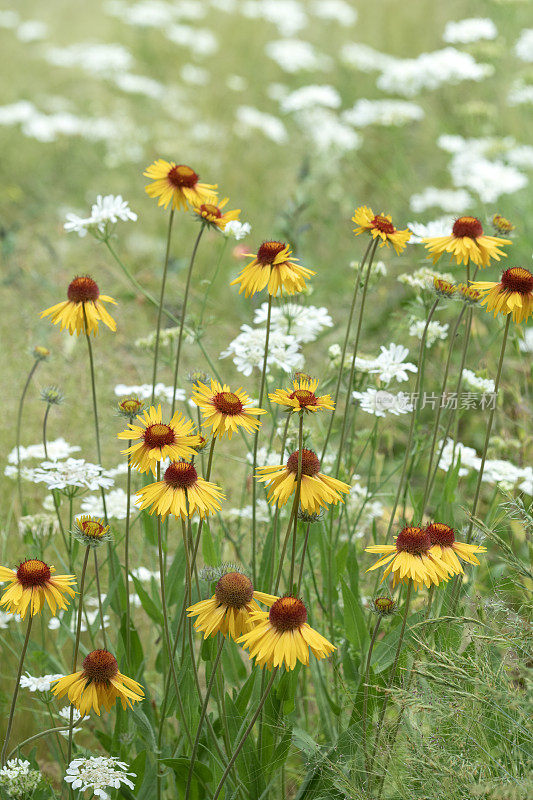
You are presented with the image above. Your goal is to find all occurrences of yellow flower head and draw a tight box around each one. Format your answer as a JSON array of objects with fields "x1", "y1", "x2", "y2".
[
  {"x1": 456, "y1": 283, "x2": 482, "y2": 305},
  {"x1": 230, "y1": 240, "x2": 315, "y2": 298},
  {"x1": 426, "y1": 523, "x2": 486, "y2": 576},
  {"x1": 0, "y1": 560, "x2": 76, "y2": 619},
  {"x1": 433, "y1": 277, "x2": 456, "y2": 298},
  {"x1": 257, "y1": 449, "x2": 351, "y2": 514},
  {"x1": 144, "y1": 159, "x2": 217, "y2": 211},
  {"x1": 136, "y1": 460, "x2": 224, "y2": 520},
  {"x1": 269, "y1": 376, "x2": 334, "y2": 414},
  {"x1": 191, "y1": 379, "x2": 266, "y2": 439},
  {"x1": 352, "y1": 206, "x2": 411, "y2": 254},
  {"x1": 492, "y1": 213, "x2": 515, "y2": 236},
  {"x1": 40, "y1": 276, "x2": 117, "y2": 337},
  {"x1": 422, "y1": 216, "x2": 509, "y2": 268},
  {"x1": 72, "y1": 516, "x2": 111, "y2": 549},
  {"x1": 187, "y1": 571, "x2": 277, "y2": 640},
  {"x1": 365, "y1": 525, "x2": 451, "y2": 590},
  {"x1": 469, "y1": 267, "x2": 533, "y2": 324},
  {"x1": 52, "y1": 649, "x2": 143, "y2": 716},
  {"x1": 117, "y1": 404, "x2": 201, "y2": 475},
  {"x1": 193, "y1": 197, "x2": 240, "y2": 231},
  {"x1": 237, "y1": 595, "x2": 336, "y2": 670}
]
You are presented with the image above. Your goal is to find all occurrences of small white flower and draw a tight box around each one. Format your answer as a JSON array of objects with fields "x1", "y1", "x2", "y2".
[
  {"x1": 80, "y1": 488, "x2": 136, "y2": 520},
  {"x1": 443, "y1": 18, "x2": 497, "y2": 45},
  {"x1": 408, "y1": 217, "x2": 456, "y2": 243},
  {"x1": 352, "y1": 388, "x2": 414, "y2": 418},
  {"x1": 253, "y1": 302, "x2": 333, "y2": 343},
  {"x1": 114, "y1": 383, "x2": 186, "y2": 404},
  {"x1": 30, "y1": 459, "x2": 114, "y2": 491},
  {"x1": 64, "y1": 756, "x2": 135, "y2": 799},
  {"x1": 462, "y1": 369, "x2": 495, "y2": 393},
  {"x1": 438, "y1": 438, "x2": 480, "y2": 476},
  {"x1": 342, "y1": 99, "x2": 424, "y2": 127},
  {"x1": 7, "y1": 438, "x2": 80, "y2": 464},
  {"x1": 408, "y1": 319, "x2": 449, "y2": 347},
  {"x1": 58, "y1": 706, "x2": 85, "y2": 737},
  {"x1": 518, "y1": 328, "x2": 533, "y2": 353},
  {"x1": 515, "y1": 29, "x2": 533, "y2": 63},
  {"x1": 370, "y1": 343, "x2": 417, "y2": 385},
  {"x1": 224, "y1": 220, "x2": 251, "y2": 240},
  {"x1": 19, "y1": 672, "x2": 63, "y2": 692},
  {"x1": 220, "y1": 325, "x2": 303, "y2": 376},
  {"x1": 409, "y1": 187, "x2": 473, "y2": 214},
  {"x1": 131, "y1": 567, "x2": 160, "y2": 582}
]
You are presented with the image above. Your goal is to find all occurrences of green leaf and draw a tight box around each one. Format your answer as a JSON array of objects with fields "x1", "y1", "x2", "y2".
[
  {"x1": 130, "y1": 575, "x2": 163, "y2": 625},
  {"x1": 160, "y1": 757, "x2": 213, "y2": 786}
]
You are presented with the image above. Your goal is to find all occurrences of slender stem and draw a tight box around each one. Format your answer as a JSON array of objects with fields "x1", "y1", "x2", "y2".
[
  {"x1": 268, "y1": 413, "x2": 291, "y2": 593},
  {"x1": 274, "y1": 503, "x2": 297, "y2": 594},
  {"x1": 42, "y1": 404, "x2": 51, "y2": 459},
  {"x1": 83, "y1": 309, "x2": 109, "y2": 528},
  {"x1": 1, "y1": 615, "x2": 33, "y2": 765},
  {"x1": 369, "y1": 580, "x2": 412, "y2": 779},
  {"x1": 16, "y1": 359, "x2": 40, "y2": 510},
  {"x1": 296, "y1": 522, "x2": 311, "y2": 594},
  {"x1": 151, "y1": 208, "x2": 175, "y2": 404},
  {"x1": 171, "y1": 225, "x2": 205, "y2": 416},
  {"x1": 335, "y1": 239, "x2": 378, "y2": 476},
  {"x1": 43, "y1": 403, "x2": 68, "y2": 555},
  {"x1": 212, "y1": 668, "x2": 279, "y2": 800},
  {"x1": 321, "y1": 238, "x2": 374, "y2": 462},
  {"x1": 363, "y1": 616, "x2": 382, "y2": 790},
  {"x1": 185, "y1": 637, "x2": 225, "y2": 800},
  {"x1": 6, "y1": 723, "x2": 76, "y2": 763},
  {"x1": 199, "y1": 237, "x2": 228, "y2": 328},
  {"x1": 67, "y1": 546, "x2": 90, "y2": 767},
  {"x1": 251, "y1": 293, "x2": 273, "y2": 583},
  {"x1": 289, "y1": 412, "x2": 304, "y2": 588},
  {"x1": 385, "y1": 300, "x2": 440, "y2": 540},
  {"x1": 93, "y1": 549, "x2": 108, "y2": 650},
  {"x1": 124, "y1": 439, "x2": 132, "y2": 667}
]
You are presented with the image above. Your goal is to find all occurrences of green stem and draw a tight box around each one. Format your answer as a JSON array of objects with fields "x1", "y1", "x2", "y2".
[
  {"x1": 67, "y1": 546, "x2": 90, "y2": 768},
  {"x1": 296, "y1": 522, "x2": 311, "y2": 594},
  {"x1": 43, "y1": 404, "x2": 68, "y2": 556},
  {"x1": 363, "y1": 615, "x2": 382, "y2": 791},
  {"x1": 251, "y1": 292, "x2": 273, "y2": 583},
  {"x1": 124, "y1": 440, "x2": 132, "y2": 667},
  {"x1": 93, "y1": 549, "x2": 108, "y2": 650},
  {"x1": 151, "y1": 208, "x2": 175, "y2": 405},
  {"x1": 198, "y1": 237, "x2": 228, "y2": 328},
  {"x1": 171, "y1": 225, "x2": 206, "y2": 416},
  {"x1": 16, "y1": 359, "x2": 40, "y2": 510},
  {"x1": 1, "y1": 615, "x2": 33, "y2": 765},
  {"x1": 288, "y1": 412, "x2": 304, "y2": 588},
  {"x1": 6, "y1": 723, "x2": 76, "y2": 763},
  {"x1": 268, "y1": 413, "x2": 291, "y2": 593}
]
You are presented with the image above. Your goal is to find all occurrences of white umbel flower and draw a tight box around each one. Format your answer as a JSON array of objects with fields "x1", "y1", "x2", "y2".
[
  {"x1": 64, "y1": 757, "x2": 135, "y2": 799},
  {"x1": 19, "y1": 672, "x2": 63, "y2": 692}
]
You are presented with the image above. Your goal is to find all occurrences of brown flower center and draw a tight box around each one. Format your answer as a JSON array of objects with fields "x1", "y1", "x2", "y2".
[
  {"x1": 289, "y1": 389, "x2": 317, "y2": 407},
  {"x1": 215, "y1": 572, "x2": 254, "y2": 608},
  {"x1": 16, "y1": 559, "x2": 51, "y2": 588},
  {"x1": 395, "y1": 526, "x2": 431, "y2": 555},
  {"x1": 200, "y1": 203, "x2": 222, "y2": 218},
  {"x1": 67, "y1": 276, "x2": 99, "y2": 303},
  {"x1": 269, "y1": 596, "x2": 307, "y2": 631},
  {"x1": 426, "y1": 523, "x2": 456, "y2": 547},
  {"x1": 257, "y1": 240, "x2": 286, "y2": 264},
  {"x1": 500, "y1": 267, "x2": 533, "y2": 295},
  {"x1": 82, "y1": 649, "x2": 119, "y2": 683},
  {"x1": 163, "y1": 461, "x2": 198, "y2": 489},
  {"x1": 143, "y1": 423, "x2": 175, "y2": 449},
  {"x1": 452, "y1": 216, "x2": 483, "y2": 239},
  {"x1": 167, "y1": 164, "x2": 198, "y2": 188},
  {"x1": 119, "y1": 398, "x2": 143, "y2": 415},
  {"x1": 286, "y1": 449, "x2": 320, "y2": 477},
  {"x1": 213, "y1": 391, "x2": 243, "y2": 415},
  {"x1": 371, "y1": 215, "x2": 395, "y2": 234}
]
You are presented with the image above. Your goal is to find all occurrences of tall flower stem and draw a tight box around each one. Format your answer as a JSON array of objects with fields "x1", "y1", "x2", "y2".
[
  {"x1": 185, "y1": 636, "x2": 225, "y2": 800},
  {"x1": 171, "y1": 225, "x2": 206, "y2": 416},
  {"x1": 369, "y1": 580, "x2": 412, "y2": 779},
  {"x1": 151, "y1": 208, "x2": 175, "y2": 405},
  {"x1": 198, "y1": 237, "x2": 228, "y2": 328},
  {"x1": 296, "y1": 522, "x2": 311, "y2": 594},
  {"x1": 288, "y1": 411, "x2": 304, "y2": 588},
  {"x1": 320, "y1": 238, "x2": 374, "y2": 462},
  {"x1": 42, "y1": 403, "x2": 68, "y2": 557},
  {"x1": 93, "y1": 549, "x2": 108, "y2": 650},
  {"x1": 124, "y1": 439, "x2": 133, "y2": 667},
  {"x1": 251, "y1": 292, "x2": 273, "y2": 583},
  {"x1": 67, "y1": 546, "x2": 90, "y2": 768},
  {"x1": 1, "y1": 615, "x2": 33, "y2": 765},
  {"x1": 420, "y1": 305, "x2": 467, "y2": 516},
  {"x1": 384, "y1": 300, "x2": 440, "y2": 540},
  {"x1": 363, "y1": 615, "x2": 382, "y2": 791},
  {"x1": 212, "y1": 668, "x2": 279, "y2": 800},
  {"x1": 16, "y1": 358, "x2": 41, "y2": 510},
  {"x1": 268, "y1": 413, "x2": 291, "y2": 593},
  {"x1": 335, "y1": 239, "x2": 378, "y2": 476}
]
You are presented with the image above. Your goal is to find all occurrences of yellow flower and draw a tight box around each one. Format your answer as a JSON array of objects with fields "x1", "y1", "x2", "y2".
[
  {"x1": 191, "y1": 379, "x2": 266, "y2": 439},
  {"x1": 72, "y1": 516, "x2": 111, "y2": 549},
  {"x1": 40, "y1": 276, "x2": 117, "y2": 336},
  {"x1": 469, "y1": 267, "x2": 533, "y2": 324},
  {"x1": 117, "y1": 405, "x2": 201, "y2": 475},
  {"x1": 187, "y1": 572, "x2": 277, "y2": 640},
  {"x1": 52, "y1": 649, "x2": 143, "y2": 716},
  {"x1": 426, "y1": 523, "x2": 486, "y2": 576},
  {"x1": 136, "y1": 460, "x2": 224, "y2": 520},
  {"x1": 269, "y1": 376, "x2": 334, "y2": 414},
  {"x1": 492, "y1": 213, "x2": 515, "y2": 236},
  {"x1": 193, "y1": 198, "x2": 240, "y2": 231},
  {"x1": 257, "y1": 449, "x2": 351, "y2": 513},
  {"x1": 365, "y1": 526, "x2": 451, "y2": 590},
  {"x1": 230, "y1": 240, "x2": 315, "y2": 298},
  {"x1": 0, "y1": 560, "x2": 76, "y2": 619},
  {"x1": 352, "y1": 206, "x2": 411, "y2": 254},
  {"x1": 143, "y1": 159, "x2": 217, "y2": 211},
  {"x1": 422, "y1": 216, "x2": 509, "y2": 268},
  {"x1": 237, "y1": 595, "x2": 335, "y2": 670},
  {"x1": 433, "y1": 277, "x2": 456, "y2": 298}
]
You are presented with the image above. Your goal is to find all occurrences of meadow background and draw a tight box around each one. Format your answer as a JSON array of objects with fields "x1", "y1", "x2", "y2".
[{"x1": 0, "y1": 0, "x2": 532, "y2": 798}]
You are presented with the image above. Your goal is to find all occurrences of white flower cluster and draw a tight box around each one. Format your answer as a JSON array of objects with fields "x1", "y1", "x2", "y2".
[
  {"x1": 29, "y1": 459, "x2": 115, "y2": 492},
  {"x1": 242, "y1": 0, "x2": 307, "y2": 36},
  {"x1": 409, "y1": 187, "x2": 473, "y2": 214},
  {"x1": 253, "y1": 302, "x2": 333, "y2": 343},
  {"x1": 224, "y1": 220, "x2": 251, "y2": 240},
  {"x1": 235, "y1": 105, "x2": 288, "y2": 144},
  {"x1": 220, "y1": 325, "x2": 304, "y2": 376},
  {"x1": 342, "y1": 99, "x2": 424, "y2": 127},
  {"x1": 514, "y1": 28, "x2": 533, "y2": 62},
  {"x1": 45, "y1": 42, "x2": 133, "y2": 74},
  {"x1": 462, "y1": 369, "x2": 495, "y2": 393},
  {"x1": 0, "y1": 611, "x2": 20, "y2": 629},
  {"x1": 81, "y1": 488, "x2": 136, "y2": 520},
  {"x1": 0, "y1": 100, "x2": 119, "y2": 146},
  {"x1": 58, "y1": 706, "x2": 85, "y2": 737},
  {"x1": 7, "y1": 438, "x2": 80, "y2": 464},
  {"x1": 18, "y1": 513, "x2": 59, "y2": 540},
  {"x1": 19, "y1": 672, "x2": 63, "y2": 692},
  {"x1": 311, "y1": 0, "x2": 356, "y2": 26},
  {"x1": 224, "y1": 500, "x2": 271, "y2": 523},
  {"x1": 408, "y1": 217, "x2": 455, "y2": 242},
  {"x1": 64, "y1": 194, "x2": 137, "y2": 238},
  {"x1": 352, "y1": 388, "x2": 414, "y2": 418},
  {"x1": 49, "y1": 605, "x2": 110, "y2": 632},
  {"x1": 281, "y1": 84, "x2": 341, "y2": 113},
  {"x1": 398, "y1": 266, "x2": 455, "y2": 288},
  {"x1": 0, "y1": 759, "x2": 42, "y2": 798},
  {"x1": 408, "y1": 319, "x2": 449, "y2": 347},
  {"x1": 114, "y1": 382, "x2": 186, "y2": 404},
  {"x1": 65, "y1": 756, "x2": 135, "y2": 799},
  {"x1": 266, "y1": 39, "x2": 331, "y2": 73},
  {"x1": 376, "y1": 48, "x2": 493, "y2": 97},
  {"x1": 442, "y1": 18, "x2": 497, "y2": 45},
  {"x1": 508, "y1": 80, "x2": 533, "y2": 107},
  {"x1": 345, "y1": 481, "x2": 384, "y2": 534},
  {"x1": 131, "y1": 566, "x2": 160, "y2": 582},
  {"x1": 438, "y1": 439, "x2": 532, "y2": 494}
]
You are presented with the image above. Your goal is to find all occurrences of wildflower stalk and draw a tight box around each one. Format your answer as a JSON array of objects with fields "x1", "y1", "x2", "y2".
[
  {"x1": 151, "y1": 208, "x2": 175, "y2": 404},
  {"x1": 6, "y1": 722, "x2": 77, "y2": 762},
  {"x1": 93, "y1": 550, "x2": 108, "y2": 650},
  {"x1": 362, "y1": 614, "x2": 382, "y2": 790},
  {"x1": 124, "y1": 438, "x2": 132, "y2": 666},
  {"x1": 385, "y1": 299, "x2": 440, "y2": 539},
  {"x1": 42, "y1": 402, "x2": 68, "y2": 558},
  {"x1": 171, "y1": 224, "x2": 206, "y2": 416},
  {"x1": 184, "y1": 636, "x2": 226, "y2": 800},
  {"x1": 15, "y1": 357, "x2": 41, "y2": 510},
  {"x1": 251, "y1": 292, "x2": 273, "y2": 583},
  {"x1": 67, "y1": 546, "x2": 90, "y2": 770},
  {"x1": 369, "y1": 579, "x2": 413, "y2": 779},
  {"x1": 212, "y1": 668, "x2": 279, "y2": 800},
  {"x1": 320, "y1": 237, "x2": 374, "y2": 462},
  {"x1": 289, "y1": 411, "x2": 304, "y2": 588},
  {"x1": 0, "y1": 615, "x2": 33, "y2": 765},
  {"x1": 267, "y1": 412, "x2": 291, "y2": 593},
  {"x1": 296, "y1": 522, "x2": 311, "y2": 593},
  {"x1": 198, "y1": 236, "x2": 228, "y2": 328}
]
